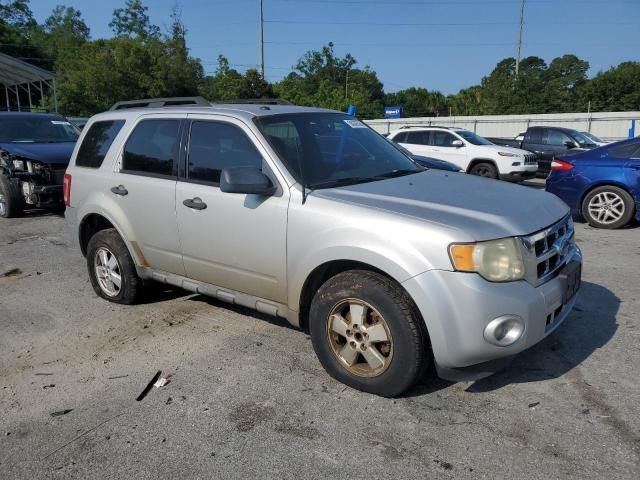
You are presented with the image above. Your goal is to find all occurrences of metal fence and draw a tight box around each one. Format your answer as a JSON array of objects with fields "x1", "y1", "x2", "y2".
[{"x1": 365, "y1": 111, "x2": 639, "y2": 141}]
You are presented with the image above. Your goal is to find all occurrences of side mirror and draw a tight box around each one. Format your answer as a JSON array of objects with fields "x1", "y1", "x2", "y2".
[
  {"x1": 564, "y1": 140, "x2": 577, "y2": 149},
  {"x1": 220, "y1": 166, "x2": 276, "y2": 196},
  {"x1": 451, "y1": 139, "x2": 464, "y2": 148}
]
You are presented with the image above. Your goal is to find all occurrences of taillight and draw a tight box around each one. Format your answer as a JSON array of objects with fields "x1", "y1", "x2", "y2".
[
  {"x1": 63, "y1": 173, "x2": 72, "y2": 206},
  {"x1": 550, "y1": 159, "x2": 574, "y2": 171}
]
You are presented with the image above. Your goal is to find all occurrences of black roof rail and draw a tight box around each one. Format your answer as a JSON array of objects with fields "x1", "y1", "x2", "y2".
[
  {"x1": 109, "y1": 96, "x2": 210, "y2": 110},
  {"x1": 398, "y1": 124, "x2": 453, "y2": 130},
  {"x1": 211, "y1": 98, "x2": 292, "y2": 106}
]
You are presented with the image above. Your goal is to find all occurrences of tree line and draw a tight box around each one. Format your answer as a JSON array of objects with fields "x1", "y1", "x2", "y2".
[{"x1": 1, "y1": 0, "x2": 639, "y2": 118}]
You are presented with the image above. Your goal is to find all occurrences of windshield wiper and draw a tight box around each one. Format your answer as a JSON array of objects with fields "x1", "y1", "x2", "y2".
[
  {"x1": 308, "y1": 176, "x2": 382, "y2": 190},
  {"x1": 377, "y1": 168, "x2": 421, "y2": 178}
]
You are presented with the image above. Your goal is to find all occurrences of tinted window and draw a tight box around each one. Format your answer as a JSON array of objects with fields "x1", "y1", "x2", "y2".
[
  {"x1": 609, "y1": 141, "x2": 640, "y2": 159},
  {"x1": 393, "y1": 132, "x2": 407, "y2": 143},
  {"x1": 76, "y1": 120, "x2": 125, "y2": 168},
  {"x1": 188, "y1": 121, "x2": 262, "y2": 184},
  {"x1": 544, "y1": 129, "x2": 572, "y2": 146},
  {"x1": 122, "y1": 120, "x2": 180, "y2": 177},
  {"x1": 456, "y1": 130, "x2": 492, "y2": 145},
  {"x1": 431, "y1": 131, "x2": 456, "y2": 147},
  {"x1": 525, "y1": 128, "x2": 543, "y2": 143},
  {"x1": 406, "y1": 131, "x2": 430, "y2": 145}
]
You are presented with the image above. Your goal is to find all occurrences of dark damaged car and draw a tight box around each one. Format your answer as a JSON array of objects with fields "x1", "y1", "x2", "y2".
[{"x1": 0, "y1": 112, "x2": 78, "y2": 218}]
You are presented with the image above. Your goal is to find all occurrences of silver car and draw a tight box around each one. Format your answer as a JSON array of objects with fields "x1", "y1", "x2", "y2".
[{"x1": 64, "y1": 101, "x2": 582, "y2": 397}]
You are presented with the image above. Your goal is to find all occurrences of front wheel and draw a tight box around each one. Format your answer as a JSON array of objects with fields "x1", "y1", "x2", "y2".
[
  {"x1": 582, "y1": 186, "x2": 634, "y2": 229},
  {"x1": 0, "y1": 175, "x2": 24, "y2": 218},
  {"x1": 309, "y1": 270, "x2": 429, "y2": 397},
  {"x1": 469, "y1": 162, "x2": 498, "y2": 179}
]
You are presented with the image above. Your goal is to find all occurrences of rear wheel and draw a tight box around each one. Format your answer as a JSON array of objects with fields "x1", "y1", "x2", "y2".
[
  {"x1": 309, "y1": 270, "x2": 429, "y2": 397},
  {"x1": 582, "y1": 185, "x2": 634, "y2": 229},
  {"x1": 87, "y1": 228, "x2": 140, "y2": 304},
  {"x1": 469, "y1": 162, "x2": 498, "y2": 179},
  {"x1": 0, "y1": 175, "x2": 24, "y2": 218}
]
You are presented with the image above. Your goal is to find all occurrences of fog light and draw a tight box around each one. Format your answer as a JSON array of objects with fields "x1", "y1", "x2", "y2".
[{"x1": 484, "y1": 315, "x2": 524, "y2": 346}]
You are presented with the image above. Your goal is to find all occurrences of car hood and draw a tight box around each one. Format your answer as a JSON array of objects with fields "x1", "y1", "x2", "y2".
[
  {"x1": 0, "y1": 142, "x2": 75, "y2": 167},
  {"x1": 312, "y1": 170, "x2": 569, "y2": 241}
]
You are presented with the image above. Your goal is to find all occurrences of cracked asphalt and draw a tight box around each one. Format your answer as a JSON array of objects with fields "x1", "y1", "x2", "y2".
[{"x1": 1, "y1": 206, "x2": 639, "y2": 479}]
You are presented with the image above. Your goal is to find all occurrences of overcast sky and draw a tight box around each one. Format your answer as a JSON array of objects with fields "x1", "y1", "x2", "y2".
[{"x1": 30, "y1": 0, "x2": 640, "y2": 94}]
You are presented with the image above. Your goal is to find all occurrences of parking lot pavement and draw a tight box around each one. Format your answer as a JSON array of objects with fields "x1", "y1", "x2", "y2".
[{"x1": 0, "y1": 211, "x2": 639, "y2": 480}]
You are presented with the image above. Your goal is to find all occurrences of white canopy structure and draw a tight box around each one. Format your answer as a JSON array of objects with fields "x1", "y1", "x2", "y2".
[{"x1": 0, "y1": 52, "x2": 57, "y2": 112}]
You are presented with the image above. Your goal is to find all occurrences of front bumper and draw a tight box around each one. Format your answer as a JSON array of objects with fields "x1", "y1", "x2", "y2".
[{"x1": 402, "y1": 247, "x2": 582, "y2": 381}]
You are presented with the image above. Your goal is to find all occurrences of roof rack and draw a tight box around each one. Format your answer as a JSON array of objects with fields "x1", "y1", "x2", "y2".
[
  {"x1": 211, "y1": 98, "x2": 292, "y2": 106},
  {"x1": 398, "y1": 125, "x2": 452, "y2": 130},
  {"x1": 109, "y1": 96, "x2": 210, "y2": 110}
]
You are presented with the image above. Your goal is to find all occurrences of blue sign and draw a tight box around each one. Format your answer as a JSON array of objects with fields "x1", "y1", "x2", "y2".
[{"x1": 384, "y1": 106, "x2": 401, "y2": 119}]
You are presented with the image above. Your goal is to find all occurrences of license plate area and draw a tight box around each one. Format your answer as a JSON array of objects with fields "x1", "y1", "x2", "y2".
[{"x1": 560, "y1": 261, "x2": 582, "y2": 304}]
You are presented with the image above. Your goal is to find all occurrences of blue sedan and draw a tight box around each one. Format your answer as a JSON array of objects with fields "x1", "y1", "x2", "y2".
[{"x1": 546, "y1": 137, "x2": 640, "y2": 229}]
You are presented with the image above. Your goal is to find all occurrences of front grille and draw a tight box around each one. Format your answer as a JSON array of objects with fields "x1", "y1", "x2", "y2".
[
  {"x1": 524, "y1": 154, "x2": 538, "y2": 165},
  {"x1": 521, "y1": 215, "x2": 575, "y2": 286}
]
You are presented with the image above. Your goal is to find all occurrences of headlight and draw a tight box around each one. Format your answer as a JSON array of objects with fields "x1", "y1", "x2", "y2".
[
  {"x1": 449, "y1": 238, "x2": 525, "y2": 282},
  {"x1": 13, "y1": 160, "x2": 26, "y2": 171},
  {"x1": 497, "y1": 151, "x2": 518, "y2": 157}
]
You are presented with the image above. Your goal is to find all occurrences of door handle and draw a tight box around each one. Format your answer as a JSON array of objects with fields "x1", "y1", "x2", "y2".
[
  {"x1": 183, "y1": 197, "x2": 207, "y2": 210},
  {"x1": 110, "y1": 185, "x2": 128, "y2": 196}
]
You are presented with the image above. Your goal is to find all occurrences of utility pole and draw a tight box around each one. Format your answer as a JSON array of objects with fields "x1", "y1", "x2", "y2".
[
  {"x1": 515, "y1": 0, "x2": 525, "y2": 77},
  {"x1": 259, "y1": 0, "x2": 265, "y2": 78},
  {"x1": 345, "y1": 69, "x2": 349, "y2": 100}
]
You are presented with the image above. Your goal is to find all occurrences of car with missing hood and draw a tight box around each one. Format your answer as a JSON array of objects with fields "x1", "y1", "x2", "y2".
[
  {"x1": 65, "y1": 99, "x2": 582, "y2": 397},
  {"x1": 0, "y1": 112, "x2": 79, "y2": 218}
]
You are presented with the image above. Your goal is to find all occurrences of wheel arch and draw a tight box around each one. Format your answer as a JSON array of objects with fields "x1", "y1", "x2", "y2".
[{"x1": 466, "y1": 158, "x2": 498, "y2": 174}]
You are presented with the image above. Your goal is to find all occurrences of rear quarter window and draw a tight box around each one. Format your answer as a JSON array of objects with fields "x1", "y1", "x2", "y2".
[{"x1": 75, "y1": 120, "x2": 125, "y2": 168}]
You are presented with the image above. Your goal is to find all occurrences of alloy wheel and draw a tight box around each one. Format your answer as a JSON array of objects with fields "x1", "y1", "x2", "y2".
[
  {"x1": 588, "y1": 191, "x2": 625, "y2": 225},
  {"x1": 94, "y1": 247, "x2": 122, "y2": 297},
  {"x1": 326, "y1": 299, "x2": 393, "y2": 378}
]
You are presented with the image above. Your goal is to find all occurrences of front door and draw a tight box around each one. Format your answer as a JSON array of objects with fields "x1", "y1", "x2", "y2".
[
  {"x1": 429, "y1": 131, "x2": 468, "y2": 169},
  {"x1": 175, "y1": 116, "x2": 289, "y2": 303}
]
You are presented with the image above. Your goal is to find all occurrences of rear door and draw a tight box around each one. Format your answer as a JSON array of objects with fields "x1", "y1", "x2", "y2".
[
  {"x1": 398, "y1": 130, "x2": 433, "y2": 157},
  {"x1": 175, "y1": 114, "x2": 289, "y2": 303},
  {"x1": 110, "y1": 114, "x2": 185, "y2": 275}
]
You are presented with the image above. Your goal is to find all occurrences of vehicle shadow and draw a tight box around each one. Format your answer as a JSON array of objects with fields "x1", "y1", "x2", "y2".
[{"x1": 465, "y1": 280, "x2": 619, "y2": 393}]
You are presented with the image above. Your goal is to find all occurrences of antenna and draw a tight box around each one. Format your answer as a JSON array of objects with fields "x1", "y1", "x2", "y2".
[{"x1": 515, "y1": 0, "x2": 526, "y2": 77}]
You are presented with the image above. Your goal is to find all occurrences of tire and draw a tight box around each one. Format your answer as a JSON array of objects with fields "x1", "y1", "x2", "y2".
[
  {"x1": 86, "y1": 228, "x2": 140, "y2": 304},
  {"x1": 0, "y1": 175, "x2": 24, "y2": 218},
  {"x1": 582, "y1": 185, "x2": 634, "y2": 229},
  {"x1": 469, "y1": 162, "x2": 498, "y2": 179},
  {"x1": 309, "y1": 270, "x2": 429, "y2": 397}
]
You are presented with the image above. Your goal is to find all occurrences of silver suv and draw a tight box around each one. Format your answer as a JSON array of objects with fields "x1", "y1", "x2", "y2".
[{"x1": 65, "y1": 100, "x2": 582, "y2": 397}]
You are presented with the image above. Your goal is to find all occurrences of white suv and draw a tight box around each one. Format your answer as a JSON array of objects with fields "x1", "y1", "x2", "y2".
[{"x1": 388, "y1": 127, "x2": 538, "y2": 181}]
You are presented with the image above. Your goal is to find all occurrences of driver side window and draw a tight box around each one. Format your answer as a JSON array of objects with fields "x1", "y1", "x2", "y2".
[
  {"x1": 187, "y1": 121, "x2": 262, "y2": 185},
  {"x1": 431, "y1": 131, "x2": 456, "y2": 147}
]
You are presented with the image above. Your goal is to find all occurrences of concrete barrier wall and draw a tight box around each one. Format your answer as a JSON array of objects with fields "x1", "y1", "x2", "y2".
[{"x1": 365, "y1": 111, "x2": 640, "y2": 141}]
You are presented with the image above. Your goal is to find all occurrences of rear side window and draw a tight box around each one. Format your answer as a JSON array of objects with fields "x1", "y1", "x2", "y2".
[
  {"x1": 187, "y1": 121, "x2": 262, "y2": 184},
  {"x1": 525, "y1": 128, "x2": 543, "y2": 143},
  {"x1": 609, "y1": 141, "x2": 640, "y2": 159},
  {"x1": 76, "y1": 120, "x2": 125, "y2": 168},
  {"x1": 405, "y1": 131, "x2": 430, "y2": 145},
  {"x1": 392, "y1": 132, "x2": 407, "y2": 143},
  {"x1": 122, "y1": 119, "x2": 180, "y2": 177}
]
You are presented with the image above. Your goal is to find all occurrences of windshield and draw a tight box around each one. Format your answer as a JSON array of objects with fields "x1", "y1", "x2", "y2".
[
  {"x1": 255, "y1": 113, "x2": 421, "y2": 188},
  {"x1": 0, "y1": 116, "x2": 79, "y2": 143},
  {"x1": 582, "y1": 132, "x2": 603, "y2": 143},
  {"x1": 570, "y1": 130, "x2": 597, "y2": 148},
  {"x1": 455, "y1": 130, "x2": 493, "y2": 146}
]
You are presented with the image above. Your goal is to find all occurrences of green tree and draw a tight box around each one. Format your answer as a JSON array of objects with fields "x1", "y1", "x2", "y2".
[
  {"x1": 109, "y1": 0, "x2": 159, "y2": 39},
  {"x1": 385, "y1": 87, "x2": 448, "y2": 117},
  {"x1": 578, "y1": 62, "x2": 640, "y2": 112},
  {"x1": 543, "y1": 55, "x2": 589, "y2": 112}
]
